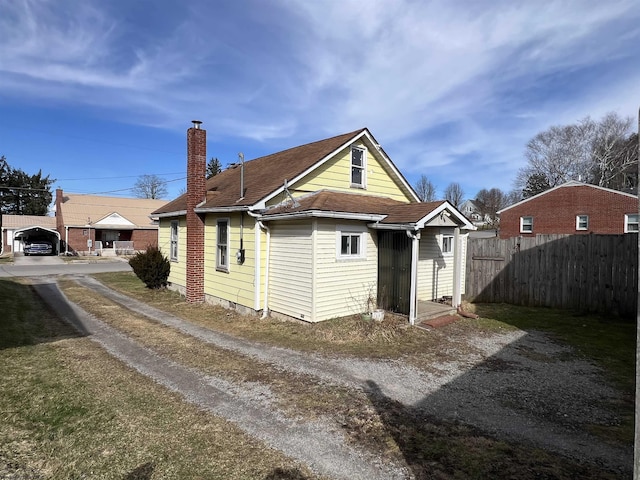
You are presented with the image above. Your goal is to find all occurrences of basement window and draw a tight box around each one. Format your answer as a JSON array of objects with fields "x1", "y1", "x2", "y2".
[
  {"x1": 520, "y1": 216, "x2": 533, "y2": 233},
  {"x1": 576, "y1": 215, "x2": 589, "y2": 231},
  {"x1": 217, "y1": 219, "x2": 229, "y2": 271}
]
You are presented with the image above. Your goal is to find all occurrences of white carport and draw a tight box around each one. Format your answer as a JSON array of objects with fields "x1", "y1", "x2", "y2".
[{"x1": 13, "y1": 226, "x2": 61, "y2": 255}]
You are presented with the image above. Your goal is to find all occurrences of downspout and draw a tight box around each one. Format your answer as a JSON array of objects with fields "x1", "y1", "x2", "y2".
[
  {"x1": 248, "y1": 211, "x2": 270, "y2": 319},
  {"x1": 65, "y1": 226, "x2": 69, "y2": 255},
  {"x1": 406, "y1": 229, "x2": 420, "y2": 325},
  {"x1": 452, "y1": 227, "x2": 461, "y2": 308}
]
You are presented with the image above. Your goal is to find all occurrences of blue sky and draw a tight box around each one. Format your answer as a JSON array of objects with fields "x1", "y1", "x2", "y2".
[{"x1": 1, "y1": 0, "x2": 639, "y2": 204}]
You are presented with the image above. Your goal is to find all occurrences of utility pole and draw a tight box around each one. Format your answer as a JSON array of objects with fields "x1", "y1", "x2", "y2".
[{"x1": 635, "y1": 106, "x2": 639, "y2": 480}]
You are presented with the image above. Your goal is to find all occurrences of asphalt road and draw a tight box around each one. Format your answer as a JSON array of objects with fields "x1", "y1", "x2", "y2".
[{"x1": 0, "y1": 257, "x2": 132, "y2": 277}]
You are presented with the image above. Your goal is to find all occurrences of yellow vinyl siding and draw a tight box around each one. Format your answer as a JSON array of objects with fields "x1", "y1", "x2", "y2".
[
  {"x1": 314, "y1": 219, "x2": 378, "y2": 321},
  {"x1": 203, "y1": 213, "x2": 257, "y2": 310},
  {"x1": 268, "y1": 222, "x2": 313, "y2": 321},
  {"x1": 159, "y1": 217, "x2": 186, "y2": 287},
  {"x1": 416, "y1": 228, "x2": 467, "y2": 301},
  {"x1": 266, "y1": 143, "x2": 413, "y2": 207}
]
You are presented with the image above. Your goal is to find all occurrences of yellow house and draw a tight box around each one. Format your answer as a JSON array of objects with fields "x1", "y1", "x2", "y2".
[{"x1": 153, "y1": 122, "x2": 475, "y2": 324}]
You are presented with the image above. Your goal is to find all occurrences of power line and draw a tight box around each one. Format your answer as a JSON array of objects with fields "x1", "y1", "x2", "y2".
[{"x1": 57, "y1": 172, "x2": 184, "y2": 181}]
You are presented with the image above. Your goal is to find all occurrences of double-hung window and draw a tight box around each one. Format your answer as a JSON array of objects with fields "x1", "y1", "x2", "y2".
[
  {"x1": 351, "y1": 146, "x2": 366, "y2": 188},
  {"x1": 442, "y1": 234, "x2": 453, "y2": 254},
  {"x1": 576, "y1": 215, "x2": 589, "y2": 231},
  {"x1": 520, "y1": 216, "x2": 533, "y2": 233},
  {"x1": 170, "y1": 220, "x2": 179, "y2": 261},
  {"x1": 217, "y1": 219, "x2": 229, "y2": 271},
  {"x1": 625, "y1": 214, "x2": 639, "y2": 233}
]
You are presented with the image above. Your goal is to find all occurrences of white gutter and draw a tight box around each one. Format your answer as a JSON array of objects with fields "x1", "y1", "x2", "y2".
[
  {"x1": 406, "y1": 229, "x2": 420, "y2": 325},
  {"x1": 154, "y1": 210, "x2": 187, "y2": 219},
  {"x1": 195, "y1": 206, "x2": 251, "y2": 214},
  {"x1": 261, "y1": 211, "x2": 385, "y2": 222}
]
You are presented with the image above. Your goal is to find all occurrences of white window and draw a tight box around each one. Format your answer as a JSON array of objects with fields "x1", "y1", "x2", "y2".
[
  {"x1": 351, "y1": 146, "x2": 366, "y2": 188},
  {"x1": 576, "y1": 215, "x2": 589, "y2": 231},
  {"x1": 625, "y1": 214, "x2": 639, "y2": 233},
  {"x1": 170, "y1": 220, "x2": 179, "y2": 261},
  {"x1": 442, "y1": 234, "x2": 453, "y2": 254},
  {"x1": 217, "y1": 219, "x2": 229, "y2": 271},
  {"x1": 520, "y1": 216, "x2": 533, "y2": 233},
  {"x1": 336, "y1": 226, "x2": 366, "y2": 259}
]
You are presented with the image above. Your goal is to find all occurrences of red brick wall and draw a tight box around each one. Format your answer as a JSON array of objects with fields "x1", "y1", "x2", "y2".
[
  {"x1": 66, "y1": 227, "x2": 95, "y2": 254},
  {"x1": 65, "y1": 227, "x2": 157, "y2": 253},
  {"x1": 186, "y1": 123, "x2": 206, "y2": 303},
  {"x1": 499, "y1": 185, "x2": 638, "y2": 238},
  {"x1": 131, "y1": 229, "x2": 158, "y2": 250}
]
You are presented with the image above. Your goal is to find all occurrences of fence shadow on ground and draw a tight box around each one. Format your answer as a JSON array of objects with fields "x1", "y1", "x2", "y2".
[{"x1": 363, "y1": 329, "x2": 633, "y2": 479}]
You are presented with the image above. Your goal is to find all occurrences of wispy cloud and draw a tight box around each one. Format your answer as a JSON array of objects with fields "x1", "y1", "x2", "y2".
[{"x1": 0, "y1": 0, "x2": 638, "y2": 196}]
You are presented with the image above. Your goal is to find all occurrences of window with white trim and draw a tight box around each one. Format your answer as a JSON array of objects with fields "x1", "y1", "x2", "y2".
[
  {"x1": 625, "y1": 214, "x2": 639, "y2": 233},
  {"x1": 520, "y1": 216, "x2": 533, "y2": 233},
  {"x1": 217, "y1": 219, "x2": 229, "y2": 271},
  {"x1": 442, "y1": 234, "x2": 453, "y2": 254},
  {"x1": 576, "y1": 215, "x2": 589, "y2": 231},
  {"x1": 351, "y1": 146, "x2": 366, "y2": 188},
  {"x1": 336, "y1": 226, "x2": 366, "y2": 259},
  {"x1": 170, "y1": 220, "x2": 179, "y2": 261}
]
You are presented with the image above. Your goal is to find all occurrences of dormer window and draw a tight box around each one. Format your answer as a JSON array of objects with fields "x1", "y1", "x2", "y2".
[{"x1": 351, "y1": 146, "x2": 366, "y2": 188}]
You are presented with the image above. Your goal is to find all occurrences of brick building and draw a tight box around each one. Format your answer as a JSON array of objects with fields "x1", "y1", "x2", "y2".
[
  {"x1": 55, "y1": 189, "x2": 166, "y2": 255},
  {"x1": 497, "y1": 181, "x2": 638, "y2": 239}
]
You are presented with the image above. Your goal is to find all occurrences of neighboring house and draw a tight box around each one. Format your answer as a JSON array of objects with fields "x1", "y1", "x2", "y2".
[
  {"x1": 459, "y1": 200, "x2": 487, "y2": 226},
  {"x1": 153, "y1": 123, "x2": 475, "y2": 324},
  {"x1": 1, "y1": 214, "x2": 59, "y2": 255},
  {"x1": 55, "y1": 189, "x2": 166, "y2": 255},
  {"x1": 497, "y1": 181, "x2": 638, "y2": 239}
]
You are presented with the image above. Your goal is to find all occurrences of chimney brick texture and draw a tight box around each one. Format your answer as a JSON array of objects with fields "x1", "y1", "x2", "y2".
[{"x1": 186, "y1": 126, "x2": 206, "y2": 303}]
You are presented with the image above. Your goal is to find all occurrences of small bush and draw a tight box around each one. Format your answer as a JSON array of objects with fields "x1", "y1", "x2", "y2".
[{"x1": 128, "y1": 246, "x2": 170, "y2": 289}]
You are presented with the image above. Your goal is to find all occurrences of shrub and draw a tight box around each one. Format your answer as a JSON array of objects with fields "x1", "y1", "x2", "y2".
[{"x1": 128, "y1": 246, "x2": 170, "y2": 289}]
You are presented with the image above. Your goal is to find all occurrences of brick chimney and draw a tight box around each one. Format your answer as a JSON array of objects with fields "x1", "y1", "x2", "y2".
[{"x1": 186, "y1": 120, "x2": 206, "y2": 303}]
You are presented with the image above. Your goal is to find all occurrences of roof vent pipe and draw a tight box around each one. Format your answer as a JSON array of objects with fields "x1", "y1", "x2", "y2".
[
  {"x1": 192, "y1": 120, "x2": 202, "y2": 129},
  {"x1": 239, "y1": 152, "x2": 245, "y2": 200}
]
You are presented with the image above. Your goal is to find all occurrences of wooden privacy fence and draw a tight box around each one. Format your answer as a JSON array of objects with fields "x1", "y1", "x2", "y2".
[{"x1": 465, "y1": 234, "x2": 638, "y2": 317}]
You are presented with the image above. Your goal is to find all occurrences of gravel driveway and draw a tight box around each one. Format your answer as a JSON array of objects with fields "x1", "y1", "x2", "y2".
[{"x1": 33, "y1": 275, "x2": 632, "y2": 478}]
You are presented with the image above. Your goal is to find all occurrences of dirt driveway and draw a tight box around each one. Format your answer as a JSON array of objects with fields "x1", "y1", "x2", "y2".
[{"x1": 33, "y1": 275, "x2": 633, "y2": 478}]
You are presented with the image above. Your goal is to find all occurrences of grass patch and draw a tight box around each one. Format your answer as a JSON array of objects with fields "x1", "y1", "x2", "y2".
[
  {"x1": 93, "y1": 272, "x2": 450, "y2": 360},
  {"x1": 0, "y1": 255, "x2": 12, "y2": 264},
  {"x1": 0, "y1": 277, "x2": 319, "y2": 479}
]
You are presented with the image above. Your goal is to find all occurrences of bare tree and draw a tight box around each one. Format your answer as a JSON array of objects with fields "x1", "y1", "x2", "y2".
[
  {"x1": 444, "y1": 182, "x2": 464, "y2": 208},
  {"x1": 133, "y1": 174, "x2": 168, "y2": 199},
  {"x1": 516, "y1": 112, "x2": 636, "y2": 193},
  {"x1": 414, "y1": 174, "x2": 437, "y2": 202},
  {"x1": 475, "y1": 188, "x2": 509, "y2": 227}
]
